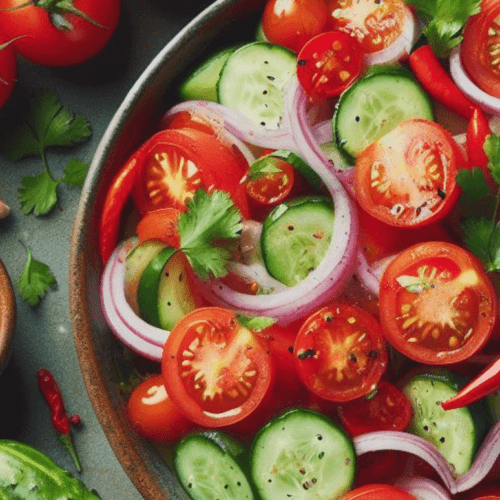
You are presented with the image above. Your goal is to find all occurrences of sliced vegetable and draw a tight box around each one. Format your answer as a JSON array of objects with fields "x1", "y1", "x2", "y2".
[
  {"x1": 136, "y1": 208, "x2": 181, "y2": 247},
  {"x1": 251, "y1": 409, "x2": 356, "y2": 500},
  {"x1": 394, "y1": 477, "x2": 452, "y2": 500},
  {"x1": 339, "y1": 484, "x2": 418, "y2": 500}
]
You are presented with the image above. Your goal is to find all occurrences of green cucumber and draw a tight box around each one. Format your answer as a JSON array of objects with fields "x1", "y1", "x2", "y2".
[
  {"x1": 217, "y1": 42, "x2": 296, "y2": 130},
  {"x1": 250, "y1": 409, "x2": 355, "y2": 500},
  {"x1": 179, "y1": 45, "x2": 239, "y2": 102},
  {"x1": 333, "y1": 64, "x2": 434, "y2": 163},
  {"x1": 174, "y1": 433, "x2": 255, "y2": 500},
  {"x1": 403, "y1": 370, "x2": 491, "y2": 475},
  {"x1": 124, "y1": 239, "x2": 166, "y2": 315},
  {"x1": 261, "y1": 196, "x2": 334, "y2": 286},
  {"x1": 0, "y1": 440, "x2": 101, "y2": 500}
]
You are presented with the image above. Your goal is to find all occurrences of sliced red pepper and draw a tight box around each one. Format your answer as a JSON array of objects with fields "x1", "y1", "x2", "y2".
[
  {"x1": 441, "y1": 356, "x2": 500, "y2": 410},
  {"x1": 409, "y1": 45, "x2": 476, "y2": 120}
]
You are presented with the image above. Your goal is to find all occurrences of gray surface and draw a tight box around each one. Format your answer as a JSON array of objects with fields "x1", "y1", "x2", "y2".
[{"x1": 0, "y1": 0, "x2": 212, "y2": 498}]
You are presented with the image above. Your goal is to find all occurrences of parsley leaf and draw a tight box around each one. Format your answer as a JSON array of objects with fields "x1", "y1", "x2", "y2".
[
  {"x1": 407, "y1": 0, "x2": 481, "y2": 58},
  {"x1": 236, "y1": 315, "x2": 277, "y2": 331},
  {"x1": 456, "y1": 168, "x2": 491, "y2": 205},
  {"x1": 61, "y1": 159, "x2": 89, "y2": 188},
  {"x1": 462, "y1": 217, "x2": 500, "y2": 272},
  {"x1": 17, "y1": 244, "x2": 57, "y2": 307},
  {"x1": 485, "y1": 134, "x2": 500, "y2": 184},
  {"x1": 179, "y1": 190, "x2": 243, "y2": 279},
  {"x1": 0, "y1": 92, "x2": 92, "y2": 160},
  {"x1": 18, "y1": 171, "x2": 60, "y2": 216}
]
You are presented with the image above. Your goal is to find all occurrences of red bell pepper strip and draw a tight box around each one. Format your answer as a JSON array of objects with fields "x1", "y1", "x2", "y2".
[
  {"x1": 37, "y1": 368, "x2": 82, "y2": 472},
  {"x1": 441, "y1": 356, "x2": 500, "y2": 410},
  {"x1": 409, "y1": 45, "x2": 476, "y2": 120}
]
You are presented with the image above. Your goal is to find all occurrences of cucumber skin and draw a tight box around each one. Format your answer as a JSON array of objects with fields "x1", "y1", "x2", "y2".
[{"x1": 0, "y1": 440, "x2": 101, "y2": 500}]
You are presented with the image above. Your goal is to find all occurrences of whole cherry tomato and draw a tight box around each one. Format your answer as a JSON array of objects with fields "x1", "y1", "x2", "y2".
[{"x1": 0, "y1": 37, "x2": 16, "y2": 109}]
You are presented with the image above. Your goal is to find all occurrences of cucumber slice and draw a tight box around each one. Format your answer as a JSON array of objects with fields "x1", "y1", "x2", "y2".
[
  {"x1": 251, "y1": 409, "x2": 355, "y2": 500},
  {"x1": 174, "y1": 433, "x2": 255, "y2": 500},
  {"x1": 403, "y1": 370, "x2": 491, "y2": 475},
  {"x1": 333, "y1": 64, "x2": 434, "y2": 163},
  {"x1": 179, "y1": 45, "x2": 239, "y2": 102},
  {"x1": 217, "y1": 42, "x2": 296, "y2": 130},
  {"x1": 261, "y1": 196, "x2": 334, "y2": 286}
]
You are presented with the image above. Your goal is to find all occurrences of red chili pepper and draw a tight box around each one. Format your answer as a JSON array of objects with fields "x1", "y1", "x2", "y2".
[
  {"x1": 441, "y1": 356, "x2": 500, "y2": 411},
  {"x1": 409, "y1": 45, "x2": 476, "y2": 120},
  {"x1": 37, "y1": 368, "x2": 82, "y2": 472}
]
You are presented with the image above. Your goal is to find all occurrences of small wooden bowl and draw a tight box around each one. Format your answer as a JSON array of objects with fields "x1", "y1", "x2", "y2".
[{"x1": 0, "y1": 258, "x2": 16, "y2": 375}]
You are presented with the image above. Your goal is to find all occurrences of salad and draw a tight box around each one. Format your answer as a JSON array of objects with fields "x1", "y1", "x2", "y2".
[{"x1": 97, "y1": 0, "x2": 500, "y2": 499}]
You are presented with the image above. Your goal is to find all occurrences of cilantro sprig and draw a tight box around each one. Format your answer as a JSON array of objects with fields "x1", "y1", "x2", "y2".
[
  {"x1": 0, "y1": 92, "x2": 91, "y2": 215},
  {"x1": 407, "y1": 0, "x2": 481, "y2": 58}
]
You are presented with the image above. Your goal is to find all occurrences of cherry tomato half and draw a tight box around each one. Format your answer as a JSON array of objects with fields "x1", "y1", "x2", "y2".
[
  {"x1": 297, "y1": 30, "x2": 364, "y2": 101},
  {"x1": 338, "y1": 381, "x2": 413, "y2": 437},
  {"x1": 0, "y1": 38, "x2": 17, "y2": 109},
  {"x1": 341, "y1": 484, "x2": 417, "y2": 500},
  {"x1": 328, "y1": 0, "x2": 409, "y2": 54},
  {"x1": 354, "y1": 119, "x2": 465, "y2": 228},
  {"x1": 261, "y1": 0, "x2": 331, "y2": 53},
  {"x1": 162, "y1": 307, "x2": 274, "y2": 427},
  {"x1": 294, "y1": 302, "x2": 388, "y2": 402},
  {"x1": 126, "y1": 374, "x2": 194, "y2": 442},
  {"x1": 461, "y1": 1, "x2": 500, "y2": 99},
  {"x1": 379, "y1": 242, "x2": 497, "y2": 365},
  {"x1": 0, "y1": 0, "x2": 120, "y2": 67}
]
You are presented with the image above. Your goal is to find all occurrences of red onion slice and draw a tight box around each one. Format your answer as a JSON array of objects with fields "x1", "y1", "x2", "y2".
[
  {"x1": 364, "y1": 7, "x2": 419, "y2": 66},
  {"x1": 450, "y1": 46, "x2": 500, "y2": 117},
  {"x1": 354, "y1": 431, "x2": 457, "y2": 493},
  {"x1": 355, "y1": 252, "x2": 396, "y2": 297},
  {"x1": 395, "y1": 477, "x2": 452, "y2": 500}
]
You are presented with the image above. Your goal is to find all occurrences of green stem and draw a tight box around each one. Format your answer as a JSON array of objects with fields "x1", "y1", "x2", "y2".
[{"x1": 58, "y1": 433, "x2": 82, "y2": 473}]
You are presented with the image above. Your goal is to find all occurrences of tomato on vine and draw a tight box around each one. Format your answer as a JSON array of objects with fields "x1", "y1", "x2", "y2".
[{"x1": 0, "y1": 37, "x2": 16, "y2": 109}]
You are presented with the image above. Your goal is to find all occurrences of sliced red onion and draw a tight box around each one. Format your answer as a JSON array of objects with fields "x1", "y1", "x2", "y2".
[
  {"x1": 355, "y1": 252, "x2": 396, "y2": 297},
  {"x1": 456, "y1": 421, "x2": 500, "y2": 492},
  {"x1": 395, "y1": 477, "x2": 452, "y2": 500},
  {"x1": 364, "y1": 7, "x2": 419, "y2": 66},
  {"x1": 450, "y1": 46, "x2": 500, "y2": 117},
  {"x1": 354, "y1": 431, "x2": 457, "y2": 493},
  {"x1": 101, "y1": 239, "x2": 165, "y2": 361},
  {"x1": 162, "y1": 100, "x2": 297, "y2": 151}
]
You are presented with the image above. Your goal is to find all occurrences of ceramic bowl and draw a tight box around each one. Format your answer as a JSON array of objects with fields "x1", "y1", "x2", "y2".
[
  {"x1": 0, "y1": 257, "x2": 15, "y2": 376},
  {"x1": 70, "y1": 0, "x2": 264, "y2": 498}
]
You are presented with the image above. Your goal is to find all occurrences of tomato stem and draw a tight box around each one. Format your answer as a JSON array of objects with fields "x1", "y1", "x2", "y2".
[{"x1": 34, "y1": 0, "x2": 107, "y2": 30}]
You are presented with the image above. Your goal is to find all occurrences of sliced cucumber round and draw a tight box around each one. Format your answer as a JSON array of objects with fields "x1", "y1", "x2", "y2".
[
  {"x1": 251, "y1": 409, "x2": 355, "y2": 500},
  {"x1": 403, "y1": 370, "x2": 491, "y2": 475},
  {"x1": 217, "y1": 42, "x2": 296, "y2": 130},
  {"x1": 174, "y1": 433, "x2": 255, "y2": 500},
  {"x1": 261, "y1": 196, "x2": 334, "y2": 286},
  {"x1": 333, "y1": 64, "x2": 434, "y2": 163}
]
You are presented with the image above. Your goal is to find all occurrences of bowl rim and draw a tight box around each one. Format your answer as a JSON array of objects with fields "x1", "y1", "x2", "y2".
[
  {"x1": 0, "y1": 257, "x2": 15, "y2": 376},
  {"x1": 69, "y1": 0, "x2": 263, "y2": 498}
]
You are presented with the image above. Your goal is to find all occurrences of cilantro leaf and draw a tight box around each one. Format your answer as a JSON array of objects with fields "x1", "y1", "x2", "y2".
[
  {"x1": 236, "y1": 315, "x2": 277, "y2": 331},
  {"x1": 0, "y1": 93, "x2": 92, "y2": 161},
  {"x1": 18, "y1": 171, "x2": 60, "y2": 216},
  {"x1": 61, "y1": 159, "x2": 89, "y2": 188},
  {"x1": 456, "y1": 168, "x2": 491, "y2": 205},
  {"x1": 17, "y1": 244, "x2": 57, "y2": 307},
  {"x1": 462, "y1": 217, "x2": 500, "y2": 272},
  {"x1": 179, "y1": 190, "x2": 243, "y2": 279},
  {"x1": 485, "y1": 134, "x2": 500, "y2": 185},
  {"x1": 407, "y1": 0, "x2": 481, "y2": 58}
]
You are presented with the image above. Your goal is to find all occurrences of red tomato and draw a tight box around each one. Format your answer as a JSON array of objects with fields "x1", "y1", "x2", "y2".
[
  {"x1": 261, "y1": 0, "x2": 331, "y2": 53},
  {"x1": 328, "y1": 0, "x2": 409, "y2": 54},
  {"x1": 338, "y1": 381, "x2": 413, "y2": 437},
  {"x1": 294, "y1": 302, "x2": 388, "y2": 402},
  {"x1": 341, "y1": 484, "x2": 417, "y2": 500},
  {"x1": 0, "y1": 0, "x2": 120, "y2": 67},
  {"x1": 354, "y1": 451, "x2": 408, "y2": 487},
  {"x1": 379, "y1": 242, "x2": 497, "y2": 365},
  {"x1": 354, "y1": 119, "x2": 465, "y2": 228},
  {"x1": 131, "y1": 128, "x2": 250, "y2": 218},
  {"x1": 159, "y1": 110, "x2": 216, "y2": 135},
  {"x1": 297, "y1": 30, "x2": 364, "y2": 100},
  {"x1": 126, "y1": 374, "x2": 194, "y2": 442},
  {"x1": 136, "y1": 208, "x2": 181, "y2": 248},
  {"x1": 161, "y1": 307, "x2": 275, "y2": 427},
  {"x1": 461, "y1": 1, "x2": 500, "y2": 99},
  {"x1": 220, "y1": 272, "x2": 260, "y2": 295},
  {"x1": 0, "y1": 38, "x2": 16, "y2": 109}
]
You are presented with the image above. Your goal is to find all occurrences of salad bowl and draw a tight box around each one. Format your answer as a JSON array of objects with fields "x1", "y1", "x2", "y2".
[{"x1": 0, "y1": 257, "x2": 15, "y2": 376}]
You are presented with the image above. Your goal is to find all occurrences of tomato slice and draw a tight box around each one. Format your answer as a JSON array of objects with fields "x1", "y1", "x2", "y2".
[
  {"x1": 297, "y1": 30, "x2": 364, "y2": 100},
  {"x1": 294, "y1": 302, "x2": 388, "y2": 402},
  {"x1": 328, "y1": 0, "x2": 408, "y2": 54},
  {"x1": 340, "y1": 484, "x2": 417, "y2": 500},
  {"x1": 354, "y1": 119, "x2": 465, "y2": 228},
  {"x1": 126, "y1": 374, "x2": 194, "y2": 442},
  {"x1": 338, "y1": 381, "x2": 413, "y2": 437},
  {"x1": 136, "y1": 208, "x2": 181, "y2": 247},
  {"x1": 161, "y1": 307, "x2": 274, "y2": 427},
  {"x1": 461, "y1": 2, "x2": 500, "y2": 99},
  {"x1": 379, "y1": 242, "x2": 497, "y2": 365}
]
